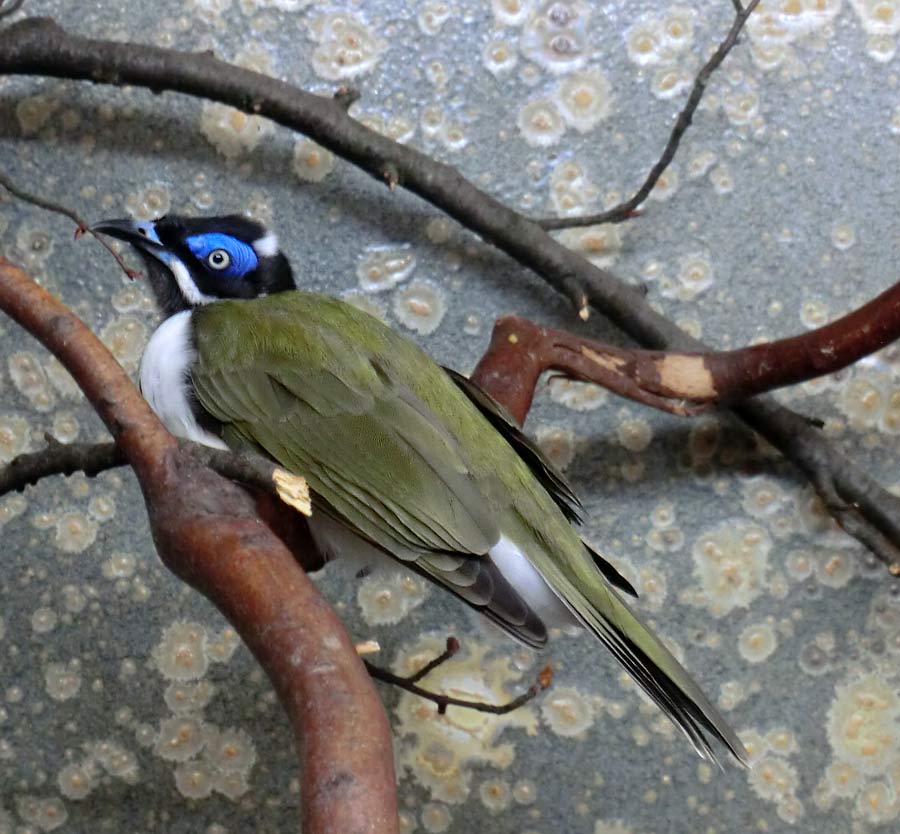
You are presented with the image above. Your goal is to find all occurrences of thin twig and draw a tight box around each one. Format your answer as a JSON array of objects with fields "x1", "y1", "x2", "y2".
[
  {"x1": 0, "y1": 438, "x2": 123, "y2": 495},
  {"x1": 539, "y1": 0, "x2": 762, "y2": 230},
  {"x1": 0, "y1": 0, "x2": 24, "y2": 21},
  {"x1": 0, "y1": 169, "x2": 140, "y2": 278},
  {"x1": 365, "y1": 638, "x2": 553, "y2": 716}
]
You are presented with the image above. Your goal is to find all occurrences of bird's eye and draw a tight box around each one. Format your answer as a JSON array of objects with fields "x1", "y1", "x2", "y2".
[{"x1": 207, "y1": 249, "x2": 231, "y2": 271}]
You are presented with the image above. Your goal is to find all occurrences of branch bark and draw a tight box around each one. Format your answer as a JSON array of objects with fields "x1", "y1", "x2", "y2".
[
  {"x1": 0, "y1": 256, "x2": 399, "y2": 834},
  {"x1": 1, "y1": 14, "x2": 899, "y2": 571}
]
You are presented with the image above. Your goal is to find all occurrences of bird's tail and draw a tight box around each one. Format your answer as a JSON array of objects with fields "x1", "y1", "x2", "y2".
[{"x1": 564, "y1": 568, "x2": 749, "y2": 767}]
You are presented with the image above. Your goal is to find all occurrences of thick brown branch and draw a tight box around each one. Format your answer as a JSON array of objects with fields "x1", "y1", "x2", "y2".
[
  {"x1": 365, "y1": 637, "x2": 553, "y2": 716},
  {"x1": 471, "y1": 279, "x2": 900, "y2": 423},
  {"x1": 1, "y1": 16, "x2": 897, "y2": 572},
  {"x1": 0, "y1": 257, "x2": 399, "y2": 834},
  {"x1": 539, "y1": 0, "x2": 762, "y2": 230}
]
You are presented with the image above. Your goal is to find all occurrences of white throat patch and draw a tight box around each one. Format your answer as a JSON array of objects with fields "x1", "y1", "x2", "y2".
[{"x1": 140, "y1": 311, "x2": 227, "y2": 450}]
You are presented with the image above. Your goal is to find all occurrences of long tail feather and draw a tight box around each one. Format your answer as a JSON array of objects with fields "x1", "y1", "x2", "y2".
[{"x1": 567, "y1": 576, "x2": 748, "y2": 766}]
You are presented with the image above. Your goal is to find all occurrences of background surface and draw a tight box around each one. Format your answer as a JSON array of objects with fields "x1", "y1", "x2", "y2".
[{"x1": 1, "y1": 1, "x2": 899, "y2": 832}]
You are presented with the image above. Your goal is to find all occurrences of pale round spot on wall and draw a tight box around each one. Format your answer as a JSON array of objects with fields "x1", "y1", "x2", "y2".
[
  {"x1": 554, "y1": 68, "x2": 613, "y2": 132},
  {"x1": 617, "y1": 417, "x2": 652, "y2": 453},
  {"x1": 556, "y1": 223, "x2": 623, "y2": 268},
  {"x1": 102, "y1": 551, "x2": 137, "y2": 580},
  {"x1": 535, "y1": 424, "x2": 576, "y2": 471},
  {"x1": 308, "y1": 11, "x2": 386, "y2": 80},
  {"x1": 749, "y1": 754, "x2": 800, "y2": 801},
  {"x1": 125, "y1": 182, "x2": 171, "y2": 222},
  {"x1": 357, "y1": 244, "x2": 416, "y2": 292},
  {"x1": 814, "y1": 549, "x2": 855, "y2": 589},
  {"x1": 691, "y1": 519, "x2": 771, "y2": 616},
  {"x1": 31, "y1": 607, "x2": 57, "y2": 635},
  {"x1": 155, "y1": 716, "x2": 207, "y2": 762},
  {"x1": 513, "y1": 778, "x2": 537, "y2": 804},
  {"x1": 418, "y1": 2, "x2": 451, "y2": 36},
  {"x1": 153, "y1": 621, "x2": 210, "y2": 681},
  {"x1": 205, "y1": 726, "x2": 257, "y2": 773},
  {"x1": 520, "y1": 0, "x2": 591, "y2": 74},
  {"x1": 479, "y1": 777, "x2": 512, "y2": 812},
  {"x1": 491, "y1": 0, "x2": 533, "y2": 27},
  {"x1": 292, "y1": 137, "x2": 336, "y2": 182},
  {"x1": 58, "y1": 762, "x2": 94, "y2": 800},
  {"x1": 827, "y1": 673, "x2": 900, "y2": 775},
  {"x1": 421, "y1": 801, "x2": 453, "y2": 832},
  {"x1": 393, "y1": 280, "x2": 447, "y2": 335},
  {"x1": 45, "y1": 660, "x2": 82, "y2": 701},
  {"x1": 358, "y1": 570, "x2": 428, "y2": 626},
  {"x1": 548, "y1": 378, "x2": 608, "y2": 411},
  {"x1": 15, "y1": 796, "x2": 68, "y2": 832},
  {"x1": 53, "y1": 511, "x2": 98, "y2": 555},
  {"x1": 51, "y1": 412, "x2": 80, "y2": 444},
  {"x1": 741, "y1": 476, "x2": 788, "y2": 519},
  {"x1": 483, "y1": 38, "x2": 518, "y2": 76},
  {"x1": 0, "y1": 414, "x2": 29, "y2": 464},
  {"x1": 174, "y1": 760, "x2": 215, "y2": 799},
  {"x1": 517, "y1": 97, "x2": 566, "y2": 147},
  {"x1": 165, "y1": 680, "x2": 216, "y2": 715},
  {"x1": 541, "y1": 686, "x2": 594, "y2": 737},
  {"x1": 825, "y1": 760, "x2": 862, "y2": 798},
  {"x1": 88, "y1": 494, "x2": 116, "y2": 523},
  {"x1": 651, "y1": 65, "x2": 693, "y2": 100},
  {"x1": 738, "y1": 622, "x2": 778, "y2": 664},
  {"x1": 207, "y1": 627, "x2": 241, "y2": 664},
  {"x1": 213, "y1": 769, "x2": 250, "y2": 800}
]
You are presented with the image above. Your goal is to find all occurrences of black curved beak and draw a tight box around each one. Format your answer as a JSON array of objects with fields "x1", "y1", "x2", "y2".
[{"x1": 90, "y1": 217, "x2": 163, "y2": 251}]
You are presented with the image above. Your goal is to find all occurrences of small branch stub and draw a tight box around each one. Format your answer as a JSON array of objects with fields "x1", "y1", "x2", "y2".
[{"x1": 273, "y1": 467, "x2": 312, "y2": 516}]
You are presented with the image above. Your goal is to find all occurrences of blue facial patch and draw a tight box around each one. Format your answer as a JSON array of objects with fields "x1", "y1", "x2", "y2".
[{"x1": 185, "y1": 233, "x2": 259, "y2": 278}]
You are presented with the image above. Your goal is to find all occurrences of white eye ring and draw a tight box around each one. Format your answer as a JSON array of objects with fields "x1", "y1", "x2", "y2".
[{"x1": 207, "y1": 249, "x2": 231, "y2": 270}]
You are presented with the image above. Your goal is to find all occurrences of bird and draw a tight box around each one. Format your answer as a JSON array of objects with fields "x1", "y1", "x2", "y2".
[{"x1": 92, "y1": 212, "x2": 747, "y2": 767}]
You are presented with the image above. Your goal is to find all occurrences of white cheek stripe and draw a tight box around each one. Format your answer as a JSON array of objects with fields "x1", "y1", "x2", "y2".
[
  {"x1": 252, "y1": 232, "x2": 279, "y2": 258},
  {"x1": 162, "y1": 254, "x2": 217, "y2": 306}
]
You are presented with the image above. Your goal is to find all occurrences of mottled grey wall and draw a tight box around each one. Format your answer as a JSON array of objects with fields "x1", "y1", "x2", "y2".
[{"x1": 1, "y1": 1, "x2": 899, "y2": 833}]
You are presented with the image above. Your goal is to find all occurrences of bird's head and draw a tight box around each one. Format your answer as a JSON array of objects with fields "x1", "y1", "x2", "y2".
[{"x1": 91, "y1": 214, "x2": 296, "y2": 315}]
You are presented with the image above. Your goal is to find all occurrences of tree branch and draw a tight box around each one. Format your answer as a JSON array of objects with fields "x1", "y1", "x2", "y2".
[
  {"x1": 0, "y1": 168, "x2": 140, "y2": 279},
  {"x1": 0, "y1": 256, "x2": 399, "y2": 834},
  {"x1": 538, "y1": 0, "x2": 762, "y2": 230},
  {"x1": 1, "y1": 14, "x2": 898, "y2": 572},
  {"x1": 365, "y1": 637, "x2": 554, "y2": 716},
  {"x1": 470, "y1": 276, "x2": 900, "y2": 424}
]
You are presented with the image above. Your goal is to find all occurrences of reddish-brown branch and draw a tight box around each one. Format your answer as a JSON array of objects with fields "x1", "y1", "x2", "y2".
[
  {"x1": 471, "y1": 278, "x2": 900, "y2": 424},
  {"x1": 0, "y1": 256, "x2": 398, "y2": 834}
]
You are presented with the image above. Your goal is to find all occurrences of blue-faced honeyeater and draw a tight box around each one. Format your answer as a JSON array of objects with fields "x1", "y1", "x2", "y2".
[{"x1": 92, "y1": 213, "x2": 747, "y2": 766}]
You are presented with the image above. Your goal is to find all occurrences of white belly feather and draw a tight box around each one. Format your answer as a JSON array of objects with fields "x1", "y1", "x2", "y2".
[{"x1": 140, "y1": 311, "x2": 227, "y2": 450}]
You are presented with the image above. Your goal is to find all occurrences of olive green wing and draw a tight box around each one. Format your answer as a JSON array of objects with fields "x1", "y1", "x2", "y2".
[{"x1": 190, "y1": 300, "x2": 547, "y2": 646}]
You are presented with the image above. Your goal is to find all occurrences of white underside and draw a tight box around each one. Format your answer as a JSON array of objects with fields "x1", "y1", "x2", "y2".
[
  {"x1": 140, "y1": 311, "x2": 227, "y2": 450},
  {"x1": 490, "y1": 535, "x2": 579, "y2": 629}
]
